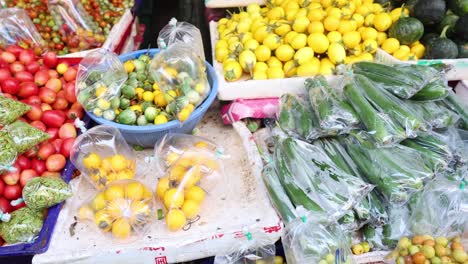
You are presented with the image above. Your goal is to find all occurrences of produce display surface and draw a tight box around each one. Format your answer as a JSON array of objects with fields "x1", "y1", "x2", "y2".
[{"x1": 32, "y1": 111, "x2": 282, "y2": 264}]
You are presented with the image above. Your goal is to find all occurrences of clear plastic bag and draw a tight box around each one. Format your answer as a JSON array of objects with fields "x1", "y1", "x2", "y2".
[
  {"x1": 76, "y1": 48, "x2": 128, "y2": 114},
  {"x1": 314, "y1": 138, "x2": 388, "y2": 226},
  {"x1": 214, "y1": 231, "x2": 275, "y2": 264},
  {"x1": 444, "y1": 90, "x2": 468, "y2": 130},
  {"x1": 0, "y1": 95, "x2": 31, "y2": 126},
  {"x1": 305, "y1": 76, "x2": 359, "y2": 135},
  {"x1": 381, "y1": 205, "x2": 411, "y2": 249},
  {"x1": 0, "y1": 8, "x2": 47, "y2": 52},
  {"x1": 47, "y1": 0, "x2": 105, "y2": 53},
  {"x1": 0, "y1": 207, "x2": 43, "y2": 244},
  {"x1": 149, "y1": 43, "x2": 210, "y2": 122},
  {"x1": 22, "y1": 177, "x2": 72, "y2": 210},
  {"x1": 273, "y1": 136, "x2": 373, "y2": 220},
  {"x1": 344, "y1": 75, "x2": 407, "y2": 147},
  {"x1": 3, "y1": 121, "x2": 50, "y2": 153},
  {"x1": 362, "y1": 224, "x2": 388, "y2": 250},
  {"x1": 417, "y1": 101, "x2": 460, "y2": 129},
  {"x1": 156, "y1": 148, "x2": 223, "y2": 231},
  {"x1": 345, "y1": 138, "x2": 433, "y2": 205},
  {"x1": 278, "y1": 94, "x2": 321, "y2": 141},
  {"x1": 77, "y1": 179, "x2": 155, "y2": 241},
  {"x1": 154, "y1": 133, "x2": 224, "y2": 174},
  {"x1": 158, "y1": 18, "x2": 205, "y2": 61},
  {"x1": 351, "y1": 62, "x2": 443, "y2": 99},
  {"x1": 282, "y1": 212, "x2": 356, "y2": 264},
  {"x1": 70, "y1": 125, "x2": 137, "y2": 189},
  {"x1": 0, "y1": 131, "x2": 18, "y2": 173},
  {"x1": 409, "y1": 176, "x2": 467, "y2": 237}
]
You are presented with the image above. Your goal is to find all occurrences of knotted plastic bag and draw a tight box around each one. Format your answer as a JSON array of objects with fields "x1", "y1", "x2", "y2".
[
  {"x1": 70, "y1": 125, "x2": 137, "y2": 189},
  {"x1": 3, "y1": 121, "x2": 50, "y2": 153},
  {"x1": 158, "y1": 18, "x2": 205, "y2": 61},
  {"x1": 0, "y1": 207, "x2": 43, "y2": 244},
  {"x1": 214, "y1": 231, "x2": 276, "y2": 264},
  {"x1": 282, "y1": 211, "x2": 356, "y2": 264},
  {"x1": 0, "y1": 95, "x2": 31, "y2": 126},
  {"x1": 149, "y1": 43, "x2": 210, "y2": 122},
  {"x1": 0, "y1": 8, "x2": 47, "y2": 52},
  {"x1": 47, "y1": 0, "x2": 105, "y2": 53},
  {"x1": 76, "y1": 48, "x2": 127, "y2": 115},
  {"x1": 22, "y1": 177, "x2": 72, "y2": 210},
  {"x1": 409, "y1": 176, "x2": 467, "y2": 237},
  {"x1": 77, "y1": 179, "x2": 155, "y2": 242}
]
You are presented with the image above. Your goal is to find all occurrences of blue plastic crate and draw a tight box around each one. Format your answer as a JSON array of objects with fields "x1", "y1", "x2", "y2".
[
  {"x1": 0, "y1": 116, "x2": 90, "y2": 257},
  {"x1": 86, "y1": 49, "x2": 219, "y2": 148}
]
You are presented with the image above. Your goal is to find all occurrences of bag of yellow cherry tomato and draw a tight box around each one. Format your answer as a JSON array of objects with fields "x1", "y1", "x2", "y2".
[
  {"x1": 70, "y1": 125, "x2": 137, "y2": 189},
  {"x1": 149, "y1": 43, "x2": 210, "y2": 122},
  {"x1": 155, "y1": 149, "x2": 224, "y2": 232},
  {"x1": 154, "y1": 133, "x2": 224, "y2": 174},
  {"x1": 77, "y1": 179, "x2": 155, "y2": 242}
]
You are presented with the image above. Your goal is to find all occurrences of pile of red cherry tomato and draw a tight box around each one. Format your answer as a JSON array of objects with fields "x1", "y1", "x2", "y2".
[{"x1": 0, "y1": 45, "x2": 84, "y2": 220}]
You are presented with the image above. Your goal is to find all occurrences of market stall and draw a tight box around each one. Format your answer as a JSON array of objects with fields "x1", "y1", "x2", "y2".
[{"x1": 0, "y1": 0, "x2": 466, "y2": 263}]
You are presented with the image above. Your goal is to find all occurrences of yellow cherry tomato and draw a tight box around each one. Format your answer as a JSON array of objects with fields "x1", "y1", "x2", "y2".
[
  {"x1": 343, "y1": 31, "x2": 361, "y2": 49},
  {"x1": 327, "y1": 31, "x2": 342, "y2": 43},
  {"x1": 291, "y1": 33, "x2": 308, "y2": 50},
  {"x1": 362, "y1": 39, "x2": 378, "y2": 54},
  {"x1": 308, "y1": 33, "x2": 330, "y2": 54},
  {"x1": 294, "y1": 47, "x2": 315, "y2": 65},
  {"x1": 223, "y1": 60, "x2": 243, "y2": 81},
  {"x1": 328, "y1": 43, "x2": 346, "y2": 64},
  {"x1": 267, "y1": 56, "x2": 283, "y2": 68},
  {"x1": 374, "y1": 13, "x2": 392, "y2": 32},
  {"x1": 275, "y1": 44, "x2": 295, "y2": 62},
  {"x1": 382, "y1": 38, "x2": 400, "y2": 54},
  {"x1": 263, "y1": 33, "x2": 282, "y2": 51},
  {"x1": 266, "y1": 67, "x2": 285, "y2": 79},
  {"x1": 308, "y1": 21, "x2": 325, "y2": 34},
  {"x1": 292, "y1": 16, "x2": 310, "y2": 33}
]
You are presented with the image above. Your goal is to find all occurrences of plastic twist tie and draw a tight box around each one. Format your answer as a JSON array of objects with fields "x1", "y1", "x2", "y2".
[
  {"x1": 74, "y1": 118, "x2": 87, "y2": 133},
  {"x1": 242, "y1": 227, "x2": 253, "y2": 241},
  {"x1": 11, "y1": 198, "x2": 23, "y2": 206},
  {"x1": 0, "y1": 210, "x2": 11, "y2": 222},
  {"x1": 144, "y1": 156, "x2": 155, "y2": 163},
  {"x1": 460, "y1": 179, "x2": 466, "y2": 190}
]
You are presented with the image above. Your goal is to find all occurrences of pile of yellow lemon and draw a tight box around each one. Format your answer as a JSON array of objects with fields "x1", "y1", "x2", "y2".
[
  {"x1": 155, "y1": 142, "x2": 220, "y2": 231},
  {"x1": 215, "y1": 0, "x2": 425, "y2": 81},
  {"x1": 78, "y1": 180, "x2": 155, "y2": 240},
  {"x1": 83, "y1": 153, "x2": 136, "y2": 189}
]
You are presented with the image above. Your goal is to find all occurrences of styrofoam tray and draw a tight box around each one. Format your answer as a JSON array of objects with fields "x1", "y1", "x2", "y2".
[
  {"x1": 210, "y1": 21, "x2": 468, "y2": 101},
  {"x1": 32, "y1": 110, "x2": 282, "y2": 264}
]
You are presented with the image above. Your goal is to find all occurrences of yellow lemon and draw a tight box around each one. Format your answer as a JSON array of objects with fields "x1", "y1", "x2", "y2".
[
  {"x1": 254, "y1": 45, "x2": 271, "y2": 62},
  {"x1": 263, "y1": 34, "x2": 282, "y2": 51},
  {"x1": 374, "y1": 13, "x2": 392, "y2": 32},
  {"x1": 362, "y1": 39, "x2": 378, "y2": 53},
  {"x1": 343, "y1": 31, "x2": 361, "y2": 49},
  {"x1": 163, "y1": 188, "x2": 184, "y2": 209},
  {"x1": 84, "y1": 153, "x2": 102, "y2": 169},
  {"x1": 185, "y1": 186, "x2": 206, "y2": 203},
  {"x1": 166, "y1": 209, "x2": 186, "y2": 231},
  {"x1": 94, "y1": 209, "x2": 112, "y2": 232},
  {"x1": 327, "y1": 31, "x2": 342, "y2": 43},
  {"x1": 292, "y1": 16, "x2": 310, "y2": 33},
  {"x1": 382, "y1": 38, "x2": 400, "y2": 54},
  {"x1": 284, "y1": 31, "x2": 298, "y2": 45},
  {"x1": 319, "y1": 58, "x2": 335, "y2": 75},
  {"x1": 254, "y1": 61, "x2": 268, "y2": 72},
  {"x1": 223, "y1": 60, "x2": 243, "y2": 81},
  {"x1": 104, "y1": 184, "x2": 125, "y2": 201},
  {"x1": 411, "y1": 43, "x2": 425, "y2": 59},
  {"x1": 111, "y1": 155, "x2": 127, "y2": 171},
  {"x1": 244, "y1": 39, "x2": 259, "y2": 51},
  {"x1": 182, "y1": 200, "x2": 201, "y2": 219},
  {"x1": 156, "y1": 177, "x2": 170, "y2": 199},
  {"x1": 266, "y1": 66, "x2": 285, "y2": 79},
  {"x1": 125, "y1": 181, "x2": 145, "y2": 201},
  {"x1": 338, "y1": 20, "x2": 356, "y2": 34},
  {"x1": 308, "y1": 33, "x2": 329, "y2": 54},
  {"x1": 377, "y1": 32, "x2": 387, "y2": 45},
  {"x1": 297, "y1": 58, "x2": 320, "y2": 77},
  {"x1": 275, "y1": 44, "x2": 295, "y2": 61},
  {"x1": 294, "y1": 47, "x2": 315, "y2": 65},
  {"x1": 290, "y1": 33, "x2": 308, "y2": 50},
  {"x1": 308, "y1": 21, "x2": 325, "y2": 34},
  {"x1": 267, "y1": 56, "x2": 283, "y2": 68},
  {"x1": 324, "y1": 16, "x2": 340, "y2": 32},
  {"x1": 328, "y1": 43, "x2": 346, "y2": 64},
  {"x1": 361, "y1": 27, "x2": 378, "y2": 41},
  {"x1": 112, "y1": 218, "x2": 131, "y2": 239}
]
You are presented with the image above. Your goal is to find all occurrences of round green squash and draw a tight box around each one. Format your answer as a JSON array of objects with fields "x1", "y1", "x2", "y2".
[
  {"x1": 437, "y1": 13, "x2": 459, "y2": 37},
  {"x1": 457, "y1": 41, "x2": 468, "y2": 58},
  {"x1": 426, "y1": 26, "x2": 459, "y2": 59},
  {"x1": 389, "y1": 17, "x2": 424, "y2": 45},
  {"x1": 448, "y1": 0, "x2": 468, "y2": 16}
]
